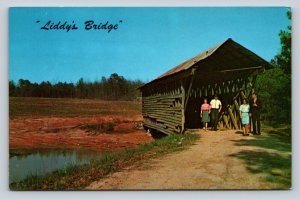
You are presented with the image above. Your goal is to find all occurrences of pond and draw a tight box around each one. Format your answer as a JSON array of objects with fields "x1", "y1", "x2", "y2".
[{"x1": 9, "y1": 149, "x2": 104, "y2": 183}]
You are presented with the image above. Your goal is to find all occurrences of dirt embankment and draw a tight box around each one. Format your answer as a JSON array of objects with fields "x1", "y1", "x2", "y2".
[{"x1": 9, "y1": 115, "x2": 154, "y2": 152}]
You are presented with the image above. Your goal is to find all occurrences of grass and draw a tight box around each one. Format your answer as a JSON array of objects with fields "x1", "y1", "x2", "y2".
[
  {"x1": 9, "y1": 97, "x2": 141, "y2": 118},
  {"x1": 10, "y1": 133, "x2": 199, "y2": 190},
  {"x1": 230, "y1": 124, "x2": 291, "y2": 189}
]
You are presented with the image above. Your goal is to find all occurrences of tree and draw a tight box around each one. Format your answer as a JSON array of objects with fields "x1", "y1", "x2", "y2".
[
  {"x1": 255, "y1": 10, "x2": 291, "y2": 124},
  {"x1": 271, "y1": 11, "x2": 291, "y2": 74},
  {"x1": 9, "y1": 73, "x2": 144, "y2": 101},
  {"x1": 40, "y1": 81, "x2": 52, "y2": 97},
  {"x1": 76, "y1": 78, "x2": 86, "y2": 98},
  {"x1": 255, "y1": 68, "x2": 291, "y2": 123},
  {"x1": 18, "y1": 79, "x2": 32, "y2": 97},
  {"x1": 9, "y1": 80, "x2": 16, "y2": 96}
]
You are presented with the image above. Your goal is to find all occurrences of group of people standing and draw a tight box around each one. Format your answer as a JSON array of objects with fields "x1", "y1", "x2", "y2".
[
  {"x1": 239, "y1": 93, "x2": 261, "y2": 136},
  {"x1": 200, "y1": 93, "x2": 261, "y2": 136},
  {"x1": 200, "y1": 94, "x2": 222, "y2": 131}
]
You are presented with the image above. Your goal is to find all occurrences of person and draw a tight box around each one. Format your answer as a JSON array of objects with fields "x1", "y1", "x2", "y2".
[
  {"x1": 250, "y1": 93, "x2": 262, "y2": 135},
  {"x1": 200, "y1": 98, "x2": 210, "y2": 130},
  {"x1": 210, "y1": 94, "x2": 222, "y2": 131},
  {"x1": 239, "y1": 98, "x2": 250, "y2": 136}
]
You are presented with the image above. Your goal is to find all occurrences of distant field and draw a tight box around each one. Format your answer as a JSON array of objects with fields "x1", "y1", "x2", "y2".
[{"x1": 9, "y1": 97, "x2": 141, "y2": 118}]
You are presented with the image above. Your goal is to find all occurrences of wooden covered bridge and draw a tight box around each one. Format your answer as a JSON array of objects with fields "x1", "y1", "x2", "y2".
[{"x1": 139, "y1": 38, "x2": 271, "y2": 135}]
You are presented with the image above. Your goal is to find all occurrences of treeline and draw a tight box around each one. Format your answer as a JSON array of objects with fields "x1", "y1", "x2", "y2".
[
  {"x1": 255, "y1": 11, "x2": 291, "y2": 124},
  {"x1": 9, "y1": 73, "x2": 144, "y2": 101}
]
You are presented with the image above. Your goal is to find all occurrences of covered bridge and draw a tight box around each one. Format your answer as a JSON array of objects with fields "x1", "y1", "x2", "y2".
[{"x1": 139, "y1": 38, "x2": 271, "y2": 135}]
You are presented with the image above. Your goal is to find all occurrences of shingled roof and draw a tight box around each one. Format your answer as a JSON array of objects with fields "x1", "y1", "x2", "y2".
[{"x1": 141, "y1": 38, "x2": 271, "y2": 89}]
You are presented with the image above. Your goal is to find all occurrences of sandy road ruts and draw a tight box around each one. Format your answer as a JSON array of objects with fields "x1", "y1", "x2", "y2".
[{"x1": 86, "y1": 130, "x2": 278, "y2": 190}]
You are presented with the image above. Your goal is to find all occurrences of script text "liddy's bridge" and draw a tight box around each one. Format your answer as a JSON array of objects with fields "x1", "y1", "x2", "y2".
[{"x1": 36, "y1": 20, "x2": 123, "y2": 33}]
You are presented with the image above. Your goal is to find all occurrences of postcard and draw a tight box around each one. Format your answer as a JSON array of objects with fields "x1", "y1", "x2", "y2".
[{"x1": 9, "y1": 7, "x2": 291, "y2": 190}]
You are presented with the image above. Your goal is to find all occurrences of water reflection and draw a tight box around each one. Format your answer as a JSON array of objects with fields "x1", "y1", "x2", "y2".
[{"x1": 9, "y1": 149, "x2": 103, "y2": 183}]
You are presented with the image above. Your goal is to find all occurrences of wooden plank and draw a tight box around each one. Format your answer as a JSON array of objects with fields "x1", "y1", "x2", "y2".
[
  {"x1": 143, "y1": 99, "x2": 179, "y2": 103},
  {"x1": 234, "y1": 100, "x2": 240, "y2": 113},
  {"x1": 221, "y1": 112, "x2": 230, "y2": 129},
  {"x1": 143, "y1": 109, "x2": 182, "y2": 115},
  {"x1": 142, "y1": 103, "x2": 181, "y2": 108},
  {"x1": 142, "y1": 107, "x2": 182, "y2": 112},
  {"x1": 245, "y1": 78, "x2": 253, "y2": 98},
  {"x1": 143, "y1": 110, "x2": 182, "y2": 115},
  {"x1": 228, "y1": 105, "x2": 239, "y2": 129},
  {"x1": 143, "y1": 104, "x2": 181, "y2": 109},
  {"x1": 143, "y1": 100, "x2": 175, "y2": 105},
  {"x1": 233, "y1": 99, "x2": 241, "y2": 129},
  {"x1": 143, "y1": 114, "x2": 182, "y2": 123},
  {"x1": 240, "y1": 90, "x2": 246, "y2": 99},
  {"x1": 144, "y1": 115, "x2": 182, "y2": 125},
  {"x1": 144, "y1": 124, "x2": 172, "y2": 135},
  {"x1": 155, "y1": 121, "x2": 180, "y2": 129},
  {"x1": 184, "y1": 69, "x2": 196, "y2": 111},
  {"x1": 144, "y1": 123, "x2": 180, "y2": 133},
  {"x1": 232, "y1": 91, "x2": 240, "y2": 100},
  {"x1": 143, "y1": 113, "x2": 181, "y2": 119},
  {"x1": 143, "y1": 121, "x2": 178, "y2": 135},
  {"x1": 143, "y1": 97, "x2": 180, "y2": 102},
  {"x1": 143, "y1": 112, "x2": 182, "y2": 121},
  {"x1": 143, "y1": 93, "x2": 182, "y2": 100},
  {"x1": 143, "y1": 105, "x2": 182, "y2": 110},
  {"x1": 145, "y1": 121, "x2": 168, "y2": 129},
  {"x1": 181, "y1": 79, "x2": 185, "y2": 133},
  {"x1": 143, "y1": 106, "x2": 181, "y2": 111}
]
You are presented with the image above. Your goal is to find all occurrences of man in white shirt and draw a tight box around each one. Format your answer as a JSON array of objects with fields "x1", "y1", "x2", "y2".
[{"x1": 210, "y1": 94, "x2": 222, "y2": 131}]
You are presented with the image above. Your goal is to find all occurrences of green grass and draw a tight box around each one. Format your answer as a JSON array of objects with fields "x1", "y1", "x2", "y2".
[
  {"x1": 9, "y1": 97, "x2": 141, "y2": 118},
  {"x1": 231, "y1": 124, "x2": 291, "y2": 189},
  {"x1": 10, "y1": 133, "x2": 199, "y2": 190}
]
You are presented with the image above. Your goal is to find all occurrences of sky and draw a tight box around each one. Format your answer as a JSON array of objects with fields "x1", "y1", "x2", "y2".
[{"x1": 9, "y1": 7, "x2": 291, "y2": 84}]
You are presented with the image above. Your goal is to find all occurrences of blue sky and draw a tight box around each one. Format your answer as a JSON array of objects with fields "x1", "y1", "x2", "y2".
[{"x1": 9, "y1": 7, "x2": 290, "y2": 83}]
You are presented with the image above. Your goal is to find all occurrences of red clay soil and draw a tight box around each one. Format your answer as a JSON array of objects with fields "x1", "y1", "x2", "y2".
[{"x1": 9, "y1": 115, "x2": 154, "y2": 152}]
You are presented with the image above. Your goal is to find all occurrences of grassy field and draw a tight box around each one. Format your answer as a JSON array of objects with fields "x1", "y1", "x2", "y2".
[
  {"x1": 10, "y1": 133, "x2": 199, "y2": 190},
  {"x1": 231, "y1": 124, "x2": 291, "y2": 189},
  {"x1": 9, "y1": 97, "x2": 141, "y2": 118}
]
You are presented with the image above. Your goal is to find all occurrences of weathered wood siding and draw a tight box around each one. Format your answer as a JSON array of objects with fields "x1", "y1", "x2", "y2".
[{"x1": 142, "y1": 81, "x2": 184, "y2": 135}]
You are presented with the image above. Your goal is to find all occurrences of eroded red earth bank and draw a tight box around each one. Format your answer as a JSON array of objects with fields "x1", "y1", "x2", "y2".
[{"x1": 10, "y1": 115, "x2": 154, "y2": 152}]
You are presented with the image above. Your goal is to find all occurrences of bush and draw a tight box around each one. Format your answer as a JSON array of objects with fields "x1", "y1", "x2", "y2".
[{"x1": 255, "y1": 68, "x2": 291, "y2": 124}]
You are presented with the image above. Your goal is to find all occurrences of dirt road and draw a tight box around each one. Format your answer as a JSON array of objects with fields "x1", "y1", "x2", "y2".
[{"x1": 86, "y1": 129, "x2": 287, "y2": 190}]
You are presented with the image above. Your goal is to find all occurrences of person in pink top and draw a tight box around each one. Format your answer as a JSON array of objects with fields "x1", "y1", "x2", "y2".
[{"x1": 200, "y1": 98, "x2": 211, "y2": 130}]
